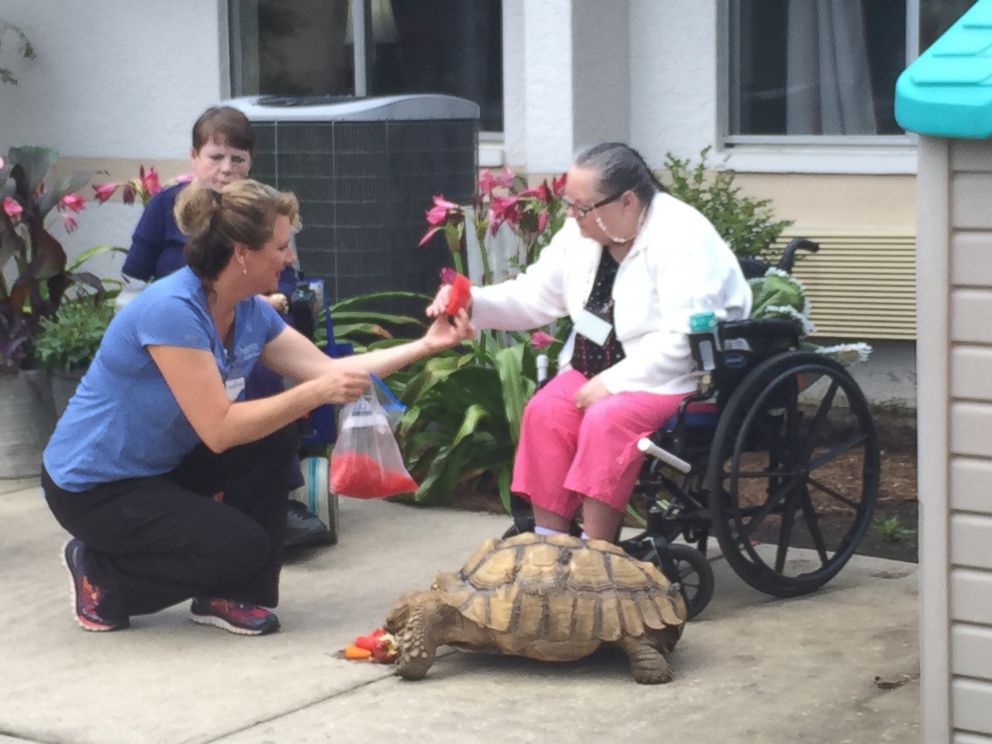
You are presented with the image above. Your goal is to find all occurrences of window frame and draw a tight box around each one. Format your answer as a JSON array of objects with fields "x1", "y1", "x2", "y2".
[{"x1": 718, "y1": 0, "x2": 922, "y2": 172}]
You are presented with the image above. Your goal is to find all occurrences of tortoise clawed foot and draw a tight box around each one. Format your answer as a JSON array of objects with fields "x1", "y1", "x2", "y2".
[{"x1": 632, "y1": 663, "x2": 674, "y2": 685}]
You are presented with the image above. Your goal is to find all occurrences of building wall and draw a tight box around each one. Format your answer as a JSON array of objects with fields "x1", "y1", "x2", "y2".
[
  {"x1": 0, "y1": 0, "x2": 228, "y2": 279},
  {"x1": 918, "y1": 136, "x2": 992, "y2": 740},
  {"x1": 945, "y1": 138, "x2": 992, "y2": 739}
]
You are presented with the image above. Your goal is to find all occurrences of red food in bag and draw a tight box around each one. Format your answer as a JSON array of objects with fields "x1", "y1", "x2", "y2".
[{"x1": 330, "y1": 451, "x2": 417, "y2": 499}]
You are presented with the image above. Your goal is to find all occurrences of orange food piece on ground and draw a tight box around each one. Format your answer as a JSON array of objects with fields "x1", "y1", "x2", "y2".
[{"x1": 344, "y1": 644, "x2": 372, "y2": 660}]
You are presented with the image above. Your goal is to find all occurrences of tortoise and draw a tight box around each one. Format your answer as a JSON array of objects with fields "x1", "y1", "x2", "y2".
[{"x1": 384, "y1": 531, "x2": 687, "y2": 684}]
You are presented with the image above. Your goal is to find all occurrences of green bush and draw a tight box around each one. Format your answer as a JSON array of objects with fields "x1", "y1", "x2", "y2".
[
  {"x1": 35, "y1": 297, "x2": 114, "y2": 373},
  {"x1": 660, "y1": 147, "x2": 793, "y2": 261}
]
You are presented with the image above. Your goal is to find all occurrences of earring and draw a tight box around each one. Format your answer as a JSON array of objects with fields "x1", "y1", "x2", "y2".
[{"x1": 242, "y1": 265, "x2": 247, "y2": 275}]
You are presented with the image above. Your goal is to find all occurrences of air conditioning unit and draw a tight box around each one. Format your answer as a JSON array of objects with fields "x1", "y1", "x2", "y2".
[{"x1": 226, "y1": 94, "x2": 479, "y2": 303}]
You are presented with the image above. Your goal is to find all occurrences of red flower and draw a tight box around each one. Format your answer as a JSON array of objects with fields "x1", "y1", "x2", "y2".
[
  {"x1": 122, "y1": 183, "x2": 136, "y2": 205},
  {"x1": 2, "y1": 196, "x2": 22, "y2": 218},
  {"x1": 477, "y1": 166, "x2": 514, "y2": 195},
  {"x1": 92, "y1": 182, "x2": 120, "y2": 203},
  {"x1": 488, "y1": 195, "x2": 522, "y2": 235},
  {"x1": 61, "y1": 213, "x2": 79, "y2": 233},
  {"x1": 530, "y1": 331, "x2": 555, "y2": 350},
  {"x1": 425, "y1": 194, "x2": 459, "y2": 226},
  {"x1": 552, "y1": 172, "x2": 567, "y2": 197},
  {"x1": 139, "y1": 166, "x2": 161, "y2": 197},
  {"x1": 519, "y1": 182, "x2": 549, "y2": 202},
  {"x1": 418, "y1": 195, "x2": 461, "y2": 247},
  {"x1": 536, "y1": 211, "x2": 549, "y2": 233},
  {"x1": 59, "y1": 193, "x2": 85, "y2": 213}
]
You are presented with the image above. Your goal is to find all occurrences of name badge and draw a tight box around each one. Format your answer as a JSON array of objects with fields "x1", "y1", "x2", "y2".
[
  {"x1": 225, "y1": 377, "x2": 246, "y2": 401},
  {"x1": 574, "y1": 308, "x2": 612, "y2": 346}
]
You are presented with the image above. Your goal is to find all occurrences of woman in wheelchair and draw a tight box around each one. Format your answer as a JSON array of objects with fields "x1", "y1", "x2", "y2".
[{"x1": 429, "y1": 142, "x2": 751, "y2": 541}]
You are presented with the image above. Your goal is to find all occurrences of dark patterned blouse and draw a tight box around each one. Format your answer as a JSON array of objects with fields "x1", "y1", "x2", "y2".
[{"x1": 570, "y1": 248, "x2": 626, "y2": 377}]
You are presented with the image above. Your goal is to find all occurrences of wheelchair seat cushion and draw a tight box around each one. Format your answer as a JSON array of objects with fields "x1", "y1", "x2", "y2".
[{"x1": 662, "y1": 402, "x2": 719, "y2": 431}]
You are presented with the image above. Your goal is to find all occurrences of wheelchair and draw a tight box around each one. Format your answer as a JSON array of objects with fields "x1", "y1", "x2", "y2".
[{"x1": 506, "y1": 239, "x2": 881, "y2": 620}]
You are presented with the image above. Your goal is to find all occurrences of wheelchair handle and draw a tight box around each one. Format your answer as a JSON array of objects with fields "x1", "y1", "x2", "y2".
[
  {"x1": 777, "y1": 237, "x2": 820, "y2": 274},
  {"x1": 637, "y1": 438, "x2": 692, "y2": 474}
]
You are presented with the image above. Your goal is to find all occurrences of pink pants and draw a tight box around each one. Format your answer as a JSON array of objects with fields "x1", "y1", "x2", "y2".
[{"x1": 511, "y1": 369, "x2": 689, "y2": 519}]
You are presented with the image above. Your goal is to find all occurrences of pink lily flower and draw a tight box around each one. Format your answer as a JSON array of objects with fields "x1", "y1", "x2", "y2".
[
  {"x1": 530, "y1": 331, "x2": 555, "y2": 350},
  {"x1": 59, "y1": 193, "x2": 85, "y2": 213},
  {"x1": 417, "y1": 225, "x2": 443, "y2": 248},
  {"x1": 552, "y1": 172, "x2": 567, "y2": 197},
  {"x1": 488, "y1": 194, "x2": 522, "y2": 235},
  {"x1": 61, "y1": 213, "x2": 79, "y2": 233},
  {"x1": 519, "y1": 182, "x2": 549, "y2": 202},
  {"x1": 536, "y1": 211, "x2": 549, "y2": 233},
  {"x1": 92, "y1": 182, "x2": 120, "y2": 203},
  {"x1": 425, "y1": 194, "x2": 459, "y2": 222},
  {"x1": 2, "y1": 196, "x2": 23, "y2": 218},
  {"x1": 477, "y1": 167, "x2": 515, "y2": 195},
  {"x1": 122, "y1": 183, "x2": 136, "y2": 205},
  {"x1": 140, "y1": 166, "x2": 161, "y2": 197}
]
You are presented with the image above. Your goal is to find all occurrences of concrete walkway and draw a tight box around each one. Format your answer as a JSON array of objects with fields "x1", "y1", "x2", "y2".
[{"x1": 0, "y1": 479, "x2": 919, "y2": 744}]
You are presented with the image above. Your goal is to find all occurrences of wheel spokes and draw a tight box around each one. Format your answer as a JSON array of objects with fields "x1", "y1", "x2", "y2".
[{"x1": 807, "y1": 475, "x2": 862, "y2": 511}]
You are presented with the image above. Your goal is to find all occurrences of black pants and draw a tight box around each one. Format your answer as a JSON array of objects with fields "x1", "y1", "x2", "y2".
[{"x1": 42, "y1": 424, "x2": 297, "y2": 618}]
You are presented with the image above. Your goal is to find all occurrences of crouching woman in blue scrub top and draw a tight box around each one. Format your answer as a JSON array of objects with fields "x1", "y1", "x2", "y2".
[{"x1": 42, "y1": 179, "x2": 474, "y2": 636}]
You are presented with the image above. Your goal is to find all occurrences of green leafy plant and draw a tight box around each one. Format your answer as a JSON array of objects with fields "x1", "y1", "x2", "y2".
[
  {"x1": 35, "y1": 296, "x2": 115, "y2": 374},
  {"x1": 873, "y1": 515, "x2": 917, "y2": 544},
  {"x1": 660, "y1": 147, "x2": 793, "y2": 261},
  {"x1": 388, "y1": 330, "x2": 541, "y2": 509}
]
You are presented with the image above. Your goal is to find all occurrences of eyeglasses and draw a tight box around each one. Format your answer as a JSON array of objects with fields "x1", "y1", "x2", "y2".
[{"x1": 562, "y1": 191, "x2": 623, "y2": 218}]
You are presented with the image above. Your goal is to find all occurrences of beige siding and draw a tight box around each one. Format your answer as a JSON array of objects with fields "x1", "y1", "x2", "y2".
[
  {"x1": 954, "y1": 734, "x2": 992, "y2": 743},
  {"x1": 951, "y1": 459, "x2": 992, "y2": 513},
  {"x1": 954, "y1": 679, "x2": 992, "y2": 735},
  {"x1": 953, "y1": 625, "x2": 992, "y2": 680},
  {"x1": 948, "y1": 138, "x2": 992, "y2": 741},
  {"x1": 951, "y1": 515, "x2": 992, "y2": 569},
  {"x1": 950, "y1": 403, "x2": 992, "y2": 457}
]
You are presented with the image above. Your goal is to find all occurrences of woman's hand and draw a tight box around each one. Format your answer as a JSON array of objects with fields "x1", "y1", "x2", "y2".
[
  {"x1": 575, "y1": 375, "x2": 611, "y2": 409},
  {"x1": 426, "y1": 284, "x2": 452, "y2": 319},
  {"x1": 422, "y1": 308, "x2": 475, "y2": 352},
  {"x1": 315, "y1": 362, "x2": 371, "y2": 404},
  {"x1": 261, "y1": 292, "x2": 289, "y2": 313}
]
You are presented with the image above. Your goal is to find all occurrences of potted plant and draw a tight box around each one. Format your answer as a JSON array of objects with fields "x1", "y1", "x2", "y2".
[
  {"x1": 35, "y1": 294, "x2": 115, "y2": 416},
  {"x1": 0, "y1": 146, "x2": 105, "y2": 477}
]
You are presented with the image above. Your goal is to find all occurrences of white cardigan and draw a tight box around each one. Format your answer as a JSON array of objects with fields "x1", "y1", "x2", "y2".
[{"x1": 471, "y1": 192, "x2": 752, "y2": 395}]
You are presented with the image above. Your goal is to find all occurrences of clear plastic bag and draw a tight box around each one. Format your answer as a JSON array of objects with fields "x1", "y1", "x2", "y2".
[{"x1": 329, "y1": 383, "x2": 417, "y2": 499}]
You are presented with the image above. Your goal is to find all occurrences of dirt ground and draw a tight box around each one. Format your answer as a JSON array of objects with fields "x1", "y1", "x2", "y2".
[{"x1": 448, "y1": 409, "x2": 920, "y2": 563}]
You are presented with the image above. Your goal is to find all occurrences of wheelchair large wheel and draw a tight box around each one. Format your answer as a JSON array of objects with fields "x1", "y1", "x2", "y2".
[{"x1": 706, "y1": 352, "x2": 879, "y2": 598}]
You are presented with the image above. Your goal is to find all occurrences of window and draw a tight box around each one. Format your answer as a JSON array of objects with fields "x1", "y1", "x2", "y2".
[
  {"x1": 726, "y1": 0, "x2": 973, "y2": 140},
  {"x1": 229, "y1": 0, "x2": 503, "y2": 131}
]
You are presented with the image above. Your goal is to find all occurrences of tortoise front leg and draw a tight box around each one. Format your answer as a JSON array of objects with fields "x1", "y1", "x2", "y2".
[
  {"x1": 616, "y1": 635, "x2": 674, "y2": 684},
  {"x1": 392, "y1": 602, "x2": 444, "y2": 680}
]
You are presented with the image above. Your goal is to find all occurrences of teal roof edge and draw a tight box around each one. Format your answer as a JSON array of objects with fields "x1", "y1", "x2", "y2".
[{"x1": 895, "y1": 0, "x2": 992, "y2": 139}]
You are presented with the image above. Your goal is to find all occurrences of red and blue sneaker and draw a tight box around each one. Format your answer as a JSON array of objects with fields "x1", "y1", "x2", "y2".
[
  {"x1": 190, "y1": 597, "x2": 280, "y2": 636},
  {"x1": 62, "y1": 539, "x2": 129, "y2": 632}
]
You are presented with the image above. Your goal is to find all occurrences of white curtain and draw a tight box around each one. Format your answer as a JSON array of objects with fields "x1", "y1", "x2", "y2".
[{"x1": 786, "y1": 0, "x2": 878, "y2": 134}]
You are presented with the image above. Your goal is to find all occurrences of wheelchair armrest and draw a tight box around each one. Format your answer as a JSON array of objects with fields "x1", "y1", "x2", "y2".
[{"x1": 718, "y1": 318, "x2": 801, "y2": 346}]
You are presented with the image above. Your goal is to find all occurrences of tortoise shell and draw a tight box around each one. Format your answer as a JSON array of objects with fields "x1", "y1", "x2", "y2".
[{"x1": 432, "y1": 531, "x2": 686, "y2": 643}]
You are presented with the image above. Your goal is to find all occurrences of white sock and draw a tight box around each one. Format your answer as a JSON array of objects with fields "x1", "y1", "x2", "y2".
[
  {"x1": 580, "y1": 531, "x2": 589, "y2": 540},
  {"x1": 534, "y1": 525, "x2": 564, "y2": 536}
]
